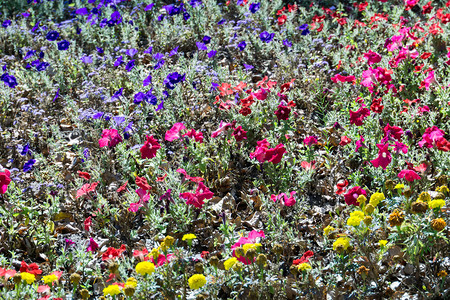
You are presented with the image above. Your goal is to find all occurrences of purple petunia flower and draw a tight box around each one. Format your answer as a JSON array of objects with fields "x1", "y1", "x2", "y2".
[
  {"x1": 114, "y1": 55, "x2": 123, "y2": 67},
  {"x1": 164, "y1": 72, "x2": 186, "y2": 90},
  {"x1": 76, "y1": 7, "x2": 89, "y2": 15},
  {"x1": 2, "y1": 20, "x2": 11, "y2": 28},
  {"x1": 57, "y1": 40, "x2": 70, "y2": 50},
  {"x1": 46, "y1": 30, "x2": 59, "y2": 41},
  {"x1": 96, "y1": 47, "x2": 104, "y2": 54},
  {"x1": 169, "y1": 46, "x2": 179, "y2": 56},
  {"x1": 145, "y1": 3, "x2": 155, "y2": 11},
  {"x1": 260, "y1": 31, "x2": 274, "y2": 43},
  {"x1": 126, "y1": 48, "x2": 138, "y2": 58},
  {"x1": 283, "y1": 39, "x2": 292, "y2": 47},
  {"x1": 23, "y1": 159, "x2": 36, "y2": 172},
  {"x1": 126, "y1": 60, "x2": 135, "y2": 72},
  {"x1": 1, "y1": 73, "x2": 18, "y2": 88},
  {"x1": 243, "y1": 63, "x2": 254, "y2": 70},
  {"x1": 208, "y1": 50, "x2": 217, "y2": 58},
  {"x1": 81, "y1": 56, "x2": 93, "y2": 64},
  {"x1": 298, "y1": 24, "x2": 310, "y2": 35},
  {"x1": 23, "y1": 50, "x2": 36, "y2": 60},
  {"x1": 237, "y1": 41, "x2": 246, "y2": 51},
  {"x1": 53, "y1": 88, "x2": 60, "y2": 102},
  {"x1": 143, "y1": 74, "x2": 152, "y2": 87},
  {"x1": 144, "y1": 46, "x2": 153, "y2": 54},
  {"x1": 189, "y1": 0, "x2": 202, "y2": 7},
  {"x1": 203, "y1": 35, "x2": 211, "y2": 44},
  {"x1": 196, "y1": 42, "x2": 207, "y2": 51},
  {"x1": 249, "y1": 3, "x2": 260, "y2": 13}
]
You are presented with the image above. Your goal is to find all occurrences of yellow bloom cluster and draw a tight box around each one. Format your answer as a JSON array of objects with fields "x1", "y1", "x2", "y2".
[
  {"x1": 21, "y1": 272, "x2": 36, "y2": 284},
  {"x1": 369, "y1": 192, "x2": 385, "y2": 206},
  {"x1": 224, "y1": 257, "x2": 238, "y2": 270},
  {"x1": 436, "y1": 185, "x2": 449, "y2": 194},
  {"x1": 297, "y1": 263, "x2": 312, "y2": 271},
  {"x1": 182, "y1": 233, "x2": 197, "y2": 241},
  {"x1": 42, "y1": 274, "x2": 58, "y2": 285},
  {"x1": 188, "y1": 274, "x2": 206, "y2": 290},
  {"x1": 333, "y1": 237, "x2": 350, "y2": 251},
  {"x1": 103, "y1": 284, "x2": 121, "y2": 296},
  {"x1": 429, "y1": 199, "x2": 445, "y2": 209},
  {"x1": 378, "y1": 240, "x2": 388, "y2": 247},
  {"x1": 125, "y1": 277, "x2": 138, "y2": 288},
  {"x1": 323, "y1": 225, "x2": 334, "y2": 236},
  {"x1": 347, "y1": 211, "x2": 364, "y2": 227},
  {"x1": 135, "y1": 261, "x2": 155, "y2": 276}
]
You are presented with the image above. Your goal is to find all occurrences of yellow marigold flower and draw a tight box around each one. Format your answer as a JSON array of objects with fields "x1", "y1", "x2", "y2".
[
  {"x1": 188, "y1": 274, "x2": 206, "y2": 290},
  {"x1": 418, "y1": 192, "x2": 431, "y2": 202},
  {"x1": 20, "y1": 272, "x2": 35, "y2": 284},
  {"x1": 149, "y1": 247, "x2": 159, "y2": 260},
  {"x1": 436, "y1": 185, "x2": 449, "y2": 194},
  {"x1": 135, "y1": 261, "x2": 155, "y2": 276},
  {"x1": 224, "y1": 257, "x2": 238, "y2": 270},
  {"x1": 182, "y1": 234, "x2": 197, "y2": 241},
  {"x1": 378, "y1": 240, "x2": 388, "y2": 247},
  {"x1": 333, "y1": 237, "x2": 350, "y2": 251},
  {"x1": 323, "y1": 225, "x2": 334, "y2": 236},
  {"x1": 125, "y1": 277, "x2": 138, "y2": 288},
  {"x1": 357, "y1": 195, "x2": 367, "y2": 205},
  {"x1": 242, "y1": 243, "x2": 261, "y2": 254},
  {"x1": 394, "y1": 184, "x2": 404, "y2": 189},
  {"x1": 103, "y1": 284, "x2": 121, "y2": 296},
  {"x1": 347, "y1": 216, "x2": 362, "y2": 227},
  {"x1": 429, "y1": 199, "x2": 445, "y2": 209},
  {"x1": 297, "y1": 263, "x2": 312, "y2": 271},
  {"x1": 350, "y1": 211, "x2": 364, "y2": 219},
  {"x1": 42, "y1": 274, "x2": 58, "y2": 285},
  {"x1": 369, "y1": 192, "x2": 385, "y2": 207}
]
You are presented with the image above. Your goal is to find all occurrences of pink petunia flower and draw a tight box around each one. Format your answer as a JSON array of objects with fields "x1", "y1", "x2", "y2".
[
  {"x1": 371, "y1": 143, "x2": 392, "y2": 170},
  {"x1": 363, "y1": 50, "x2": 382, "y2": 65},
  {"x1": 179, "y1": 182, "x2": 214, "y2": 209},
  {"x1": 0, "y1": 169, "x2": 11, "y2": 194},
  {"x1": 398, "y1": 169, "x2": 421, "y2": 182},
  {"x1": 99, "y1": 128, "x2": 123, "y2": 148},
  {"x1": 165, "y1": 123, "x2": 186, "y2": 141},
  {"x1": 271, "y1": 191, "x2": 297, "y2": 206},
  {"x1": 232, "y1": 126, "x2": 247, "y2": 142}
]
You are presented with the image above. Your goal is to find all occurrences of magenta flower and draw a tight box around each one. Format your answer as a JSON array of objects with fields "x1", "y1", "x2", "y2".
[
  {"x1": 371, "y1": 143, "x2": 391, "y2": 170},
  {"x1": 183, "y1": 129, "x2": 204, "y2": 143},
  {"x1": 303, "y1": 136, "x2": 318, "y2": 147},
  {"x1": 274, "y1": 104, "x2": 291, "y2": 120},
  {"x1": 331, "y1": 74, "x2": 355, "y2": 83},
  {"x1": 165, "y1": 122, "x2": 186, "y2": 141},
  {"x1": 0, "y1": 169, "x2": 11, "y2": 194},
  {"x1": 232, "y1": 126, "x2": 247, "y2": 142},
  {"x1": 363, "y1": 50, "x2": 382, "y2": 65},
  {"x1": 418, "y1": 126, "x2": 446, "y2": 148},
  {"x1": 398, "y1": 169, "x2": 421, "y2": 182},
  {"x1": 128, "y1": 188, "x2": 150, "y2": 212},
  {"x1": 98, "y1": 128, "x2": 123, "y2": 148},
  {"x1": 180, "y1": 182, "x2": 214, "y2": 209},
  {"x1": 355, "y1": 135, "x2": 367, "y2": 152},
  {"x1": 349, "y1": 105, "x2": 370, "y2": 126},
  {"x1": 211, "y1": 121, "x2": 232, "y2": 138},
  {"x1": 419, "y1": 70, "x2": 435, "y2": 90},
  {"x1": 344, "y1": 186, "x2": 367, "y2": 206},
  {"x1": 271, "y1": 191, "x2": 296, "y2": 206},
  {"x1": 383, "y1": 123, "x2": 403, "y2": 140},
  {"x1": 393, "y1": 141, "x2": 408, "y2": 154},
  {"x1": 86, "y1": 238, "x2": 99, "y2": 252},
  {"x1": 140, "y1": 135, "x2": 161, "y2": 159}
]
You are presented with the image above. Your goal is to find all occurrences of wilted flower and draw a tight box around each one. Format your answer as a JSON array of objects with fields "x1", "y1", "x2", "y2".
[
  {"x1": 431, "y1": 218, "x2": 446, "y2": 231},
  {"x1": 388, "y1": 209, "x2": 405, "y2": 227}
]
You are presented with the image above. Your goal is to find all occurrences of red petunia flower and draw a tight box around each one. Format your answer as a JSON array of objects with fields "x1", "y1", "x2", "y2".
[
  {"x1": 20, "y1": 261, "x2": 42, "y2": 275},
  {"x1": 140, "y1": 135, "x2": 161, "y2": 159},
  {"x1": 344, "y1": 186, "x2": 367, "y2": 206}
]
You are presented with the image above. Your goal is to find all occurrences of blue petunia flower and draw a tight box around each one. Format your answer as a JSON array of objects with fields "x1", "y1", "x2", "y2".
[
  {"x1": 23, "y1": 159, "x2": 36, "y2": 172},
  {"x1": 249, "y1": 3, "x2": 260, "y2": 13},
  {"x1": 46, "y1": 30, "x2": 59, "y2": 41},
  {"x1": 164, "y1": 72, "x2": 186, "y2": 90},
  {"x1": 260, "y1": 31, "x2": 274, "y2": 43},
  {"x1": 237, "y1": 41, "x2": 247, "y2": 51},
  {"x1": 57, "y1": 40, "x2": 70, "y2": 50}
]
